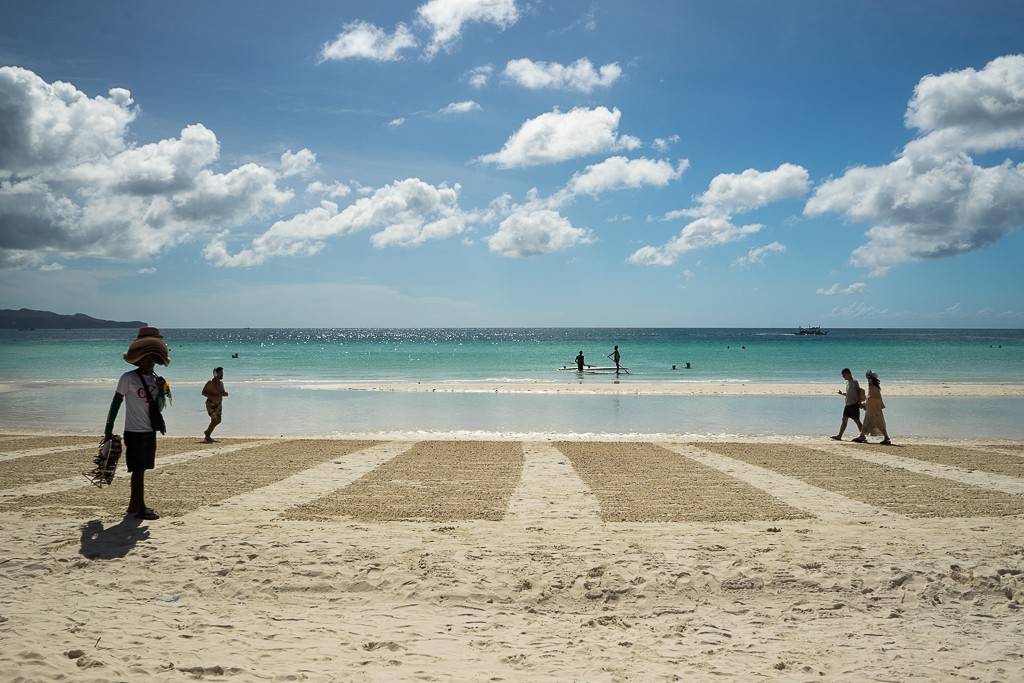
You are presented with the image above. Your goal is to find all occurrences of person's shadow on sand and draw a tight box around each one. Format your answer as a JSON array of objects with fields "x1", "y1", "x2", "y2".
[{"x1": 79, "y1": 516, "x2": 150, "y2": 560}]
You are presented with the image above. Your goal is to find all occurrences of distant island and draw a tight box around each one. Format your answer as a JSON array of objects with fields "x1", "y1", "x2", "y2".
[{"x1": 0, "y1": 308, "x2": 147, "y2": 330}]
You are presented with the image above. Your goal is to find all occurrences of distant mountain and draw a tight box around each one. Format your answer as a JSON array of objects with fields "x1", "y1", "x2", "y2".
[{"x1": 0, "y1": 308, "x2": 147, "y2": 330}]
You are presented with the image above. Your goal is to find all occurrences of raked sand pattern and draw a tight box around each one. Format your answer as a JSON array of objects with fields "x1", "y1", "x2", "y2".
[{"x1": 1, "y1": 435, "x2": 1022, "y2": 682}]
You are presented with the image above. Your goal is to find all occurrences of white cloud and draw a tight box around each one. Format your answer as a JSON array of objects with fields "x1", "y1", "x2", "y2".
[
  {"x1": 806, "y1": 55, "x2": 1024, "y2": 275},
  {"x1": 319, "y1": 21, "x2": 417, "y2": 62},
  {"x1": 0, "y1": 67, "x2": 136, "y2": 176},
  {"x1": 440, "y1": 100, "x2": 481, "y2": 115},
  {"x1": 0, "y1": 67, "x2": 293, "y2": 268},
  {"x1": 306, "y1": 180, "x2": 352, "y2": 199},
  {"x1": 627, "y1": 217, "x2": 763, "y2": 266},
  {"x1": 631, "y1": 163, "x2": 807, "y2": 267},
  {"x1": 206, "y1": 179, "x2": 472, "y2": 267},
  {"x1": 468, "y1": 65, "x2": 493, "y2": 88},
  {"x1": 566, "y1": 157, "x2": 688, "y2": 196},
  {"x1": 389, "y1": 117, "x2": 406, "y2": 127},
  {"x1": 816, "y1": 282, "x2": 866, "y2": 295},
  {"x1": 685, "y1": 163, "x2": 810, "y2": 218},
  {"x1": 904, "y1": 54, "x2": 1024, "y2": 161},
  {"x1": 137, "y1": 267, "x2": 156, "y2": 275},
  {"x1": 735, "y1": 241, "x2": 786, "y2": 266},
  {"x1": 503, "y1": 58, "x2": 622, "y2": 93},
  {"x1": 280, "y1": 149, "x2": 318, "y2": 178},
  {"x1": 487, "y1": 208, "x2": 594, "y2": 258},
  {"x1": 417, "y1": 0, "x2": 519, "y2": 59},
  {"x1": 652, "y1": 135, "x2": 680, "y2": 153},
  {"x1": 39, "y1": 262, "x2": 64, "y2": 271},
  {"x1": 478, "y1": 106, "x2": 641, "y2": 168}
]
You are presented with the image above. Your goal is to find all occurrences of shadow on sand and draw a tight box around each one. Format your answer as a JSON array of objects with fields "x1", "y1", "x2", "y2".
[{"x1": 79, "y1": 516, "x2": 150, "y2": 560}]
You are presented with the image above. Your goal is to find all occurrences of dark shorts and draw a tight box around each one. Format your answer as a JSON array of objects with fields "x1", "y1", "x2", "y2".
[
  {"x1": 206, "y1": 399, "x2": 222, "y2": 420},
  {"x1": 123, "y1": 430, "x2": 157, "y2": 472},
  {"x1": 843, "y1": 403, "x2": 861, "y2": 420}
]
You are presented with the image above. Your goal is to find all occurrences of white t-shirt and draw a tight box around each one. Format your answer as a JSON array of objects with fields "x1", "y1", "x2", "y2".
[{"x1": 116, "y1": 369, "x2": 161, "y2": 432}]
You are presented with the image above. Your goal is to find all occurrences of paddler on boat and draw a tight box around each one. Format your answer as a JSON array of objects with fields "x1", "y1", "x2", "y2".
[
  {"x1": 608, "y1": 345, "x2": 621, "y2": 372},
  {"x1": 575, "y1": 350, "x2": 585, "y2": 372}
]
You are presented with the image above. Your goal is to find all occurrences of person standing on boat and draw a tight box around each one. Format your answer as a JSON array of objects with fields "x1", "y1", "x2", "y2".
[
  {"x1": 831, "y1": 367, "x2": 863, "y2": 441},
  {"x1": 609, "y1": 345, "x2": 621, "y2": 372},
  {"x1": 575, "y1": 350, "x2": 585, "y2": 372}
]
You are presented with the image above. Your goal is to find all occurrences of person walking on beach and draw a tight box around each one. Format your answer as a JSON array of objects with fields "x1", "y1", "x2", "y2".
[
  {"x1": 575, "y1": 350, "x2": 586, "y2": 372},
  {"x1": 609, "y1": 345, "x2": 621, "y2": 372},
  {"x1": 853, "y1": 370, "x2": 891, "y2": 445},
  {"x1": 202, "y1": 366, "x2": 229, "y2": 443},
  {"x1": 831, "y1": 367, "x2": 863, "y2": 441},
  {"x1": 103, "y1": 327, "x2": 171, "y2": 521}
]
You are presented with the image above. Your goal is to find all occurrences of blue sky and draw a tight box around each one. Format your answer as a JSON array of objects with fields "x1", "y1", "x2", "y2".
[{"x1": 1, "y1": 0, "x2": 1022, "y2": 328}]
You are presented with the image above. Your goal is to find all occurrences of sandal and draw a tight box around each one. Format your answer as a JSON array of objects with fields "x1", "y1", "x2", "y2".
[
  {"x1": 880, "y1": 439, "x2": 892, "y2": 445},
  {"x1": 851, "y1": 437, "x2": 867, "y2": 443},
  {"x1": 135, "y1": 508, "x2": 160, "y2": 520}
]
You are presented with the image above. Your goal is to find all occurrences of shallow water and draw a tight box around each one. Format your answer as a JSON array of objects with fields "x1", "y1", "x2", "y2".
[
  {"x1": 2, "y1": 327, "x2": 1021, "y2": 438},
  {"x1": 1, "y1": 383, "x2": 1020, "y2": 439}
]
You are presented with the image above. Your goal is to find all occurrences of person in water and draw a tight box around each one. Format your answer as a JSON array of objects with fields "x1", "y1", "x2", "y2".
[{"x1": 575, "y1": 351, "x2": 585, "y2": 371}]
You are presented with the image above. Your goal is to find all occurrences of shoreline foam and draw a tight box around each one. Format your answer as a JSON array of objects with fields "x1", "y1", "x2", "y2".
[{"x1": 290, "y1": 380, "x2": 1024, "y2": 397}]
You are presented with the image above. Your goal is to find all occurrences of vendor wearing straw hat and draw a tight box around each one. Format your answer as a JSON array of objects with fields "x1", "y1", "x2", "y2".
[{"x1": 104, "y1": 326, "x2": 172, "y2": 521}]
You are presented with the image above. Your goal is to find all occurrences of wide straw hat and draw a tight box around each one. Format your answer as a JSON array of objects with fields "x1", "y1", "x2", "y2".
[{"x1": 123, "y1": 326, "x2": 170, "y2": 366}]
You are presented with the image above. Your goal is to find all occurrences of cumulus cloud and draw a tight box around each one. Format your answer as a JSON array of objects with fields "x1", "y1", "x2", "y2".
[
  {"x1": 806, "y1": 55, "x2": 1024, "y2": 275},
  {"x1": 417, "y1": 0, "x2": 519, "y2": 58},
  {"x1": 280, "y1": 149, "x2": 318, "y2": 178},
  {"x1": 487, "y1": 208, "x2": 594, "y2": 258},
  {"x1": 630, "y1": 163, "x2": 808, "y2": 267},
  {"x1": 816, "y1": 282, "x2": 866, "y2": 295},
  {"x1": 0, "y1": 67, "x2": 292, "y2": 268},
  {"x1": 503, "y1": 58, "x2": 622, "y2": 93},
  {"x1": 627, "y1": 217, "x2": 763, "y2": 266},
  {"x1": 319, "y1": 21, "x2": 417, "y2": 62},
  {"x1": 734, "y1": 241, "x2": 786, "y2": 266},
  {"x1": 205, "y1": 179, "x2": 473, "y2": 267},
  {"x1": 478, "y1": 106, "x2": 641, "y2": 168},
  {"x1": 306, "y1": 180, "x2": 352, "y2": 199},
  {"x1": 904, "y1": 54, "x2": 1024, "y2": 160},
  {"x1": 440, "y1": 100, "x2": 481, "y2": 114},
  {"x1": 0, "y1": 67, "x2": 136, "y2": 175},
  {"x1": 566, "y1": 157, "x2": 688, "y2": 196},
  {"x1": 482, "y1": 155, "x2": 686, "y2": 257},
  {"x1": 682, "y1": 163, "x2": 810, "y2": 219}
]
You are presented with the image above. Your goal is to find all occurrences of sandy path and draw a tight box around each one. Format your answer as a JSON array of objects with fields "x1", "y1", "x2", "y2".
[
  {"x1": 505, "y1": 442, "x2": 602, "y2": 524},
  {"x1": 663, "y1": 443, "x2": 899, "y2": 522}
]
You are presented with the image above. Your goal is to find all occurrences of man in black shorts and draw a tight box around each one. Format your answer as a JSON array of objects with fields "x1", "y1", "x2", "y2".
[
  {"x1": 104, "y1": 327, "x2": 170, "y2": 520},
  {"x1": 831, "y1": 367, "x2": 863, "y2": 441}
]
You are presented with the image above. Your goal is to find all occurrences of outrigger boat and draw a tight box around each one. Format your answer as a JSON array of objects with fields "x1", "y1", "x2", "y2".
[
  {"x1": 558, "y1": 365, "x2": 629, "y2": 374},
  {"x1": 796, "y1": 326, "x2": 828, "y2": 335}
]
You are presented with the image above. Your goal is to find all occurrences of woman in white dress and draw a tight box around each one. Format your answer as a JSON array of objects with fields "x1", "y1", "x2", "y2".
[{"x1": 853, "y1": 370, "x2": 891, "y2": 445}]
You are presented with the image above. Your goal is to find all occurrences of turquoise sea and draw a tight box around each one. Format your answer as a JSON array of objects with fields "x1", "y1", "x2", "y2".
[{"x1": 1, "y1": 328, "x2": 1022, "y2": 438}]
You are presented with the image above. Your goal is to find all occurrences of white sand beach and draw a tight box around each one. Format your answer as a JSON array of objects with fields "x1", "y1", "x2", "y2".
[{"x1": 1, "y1": 433, "x2": 1023, "y2": 681}]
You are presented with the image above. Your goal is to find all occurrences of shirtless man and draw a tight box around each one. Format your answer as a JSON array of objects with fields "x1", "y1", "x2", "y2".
[{"x1": 202, "y1": 367, "x2": 229, "y2": 443}]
